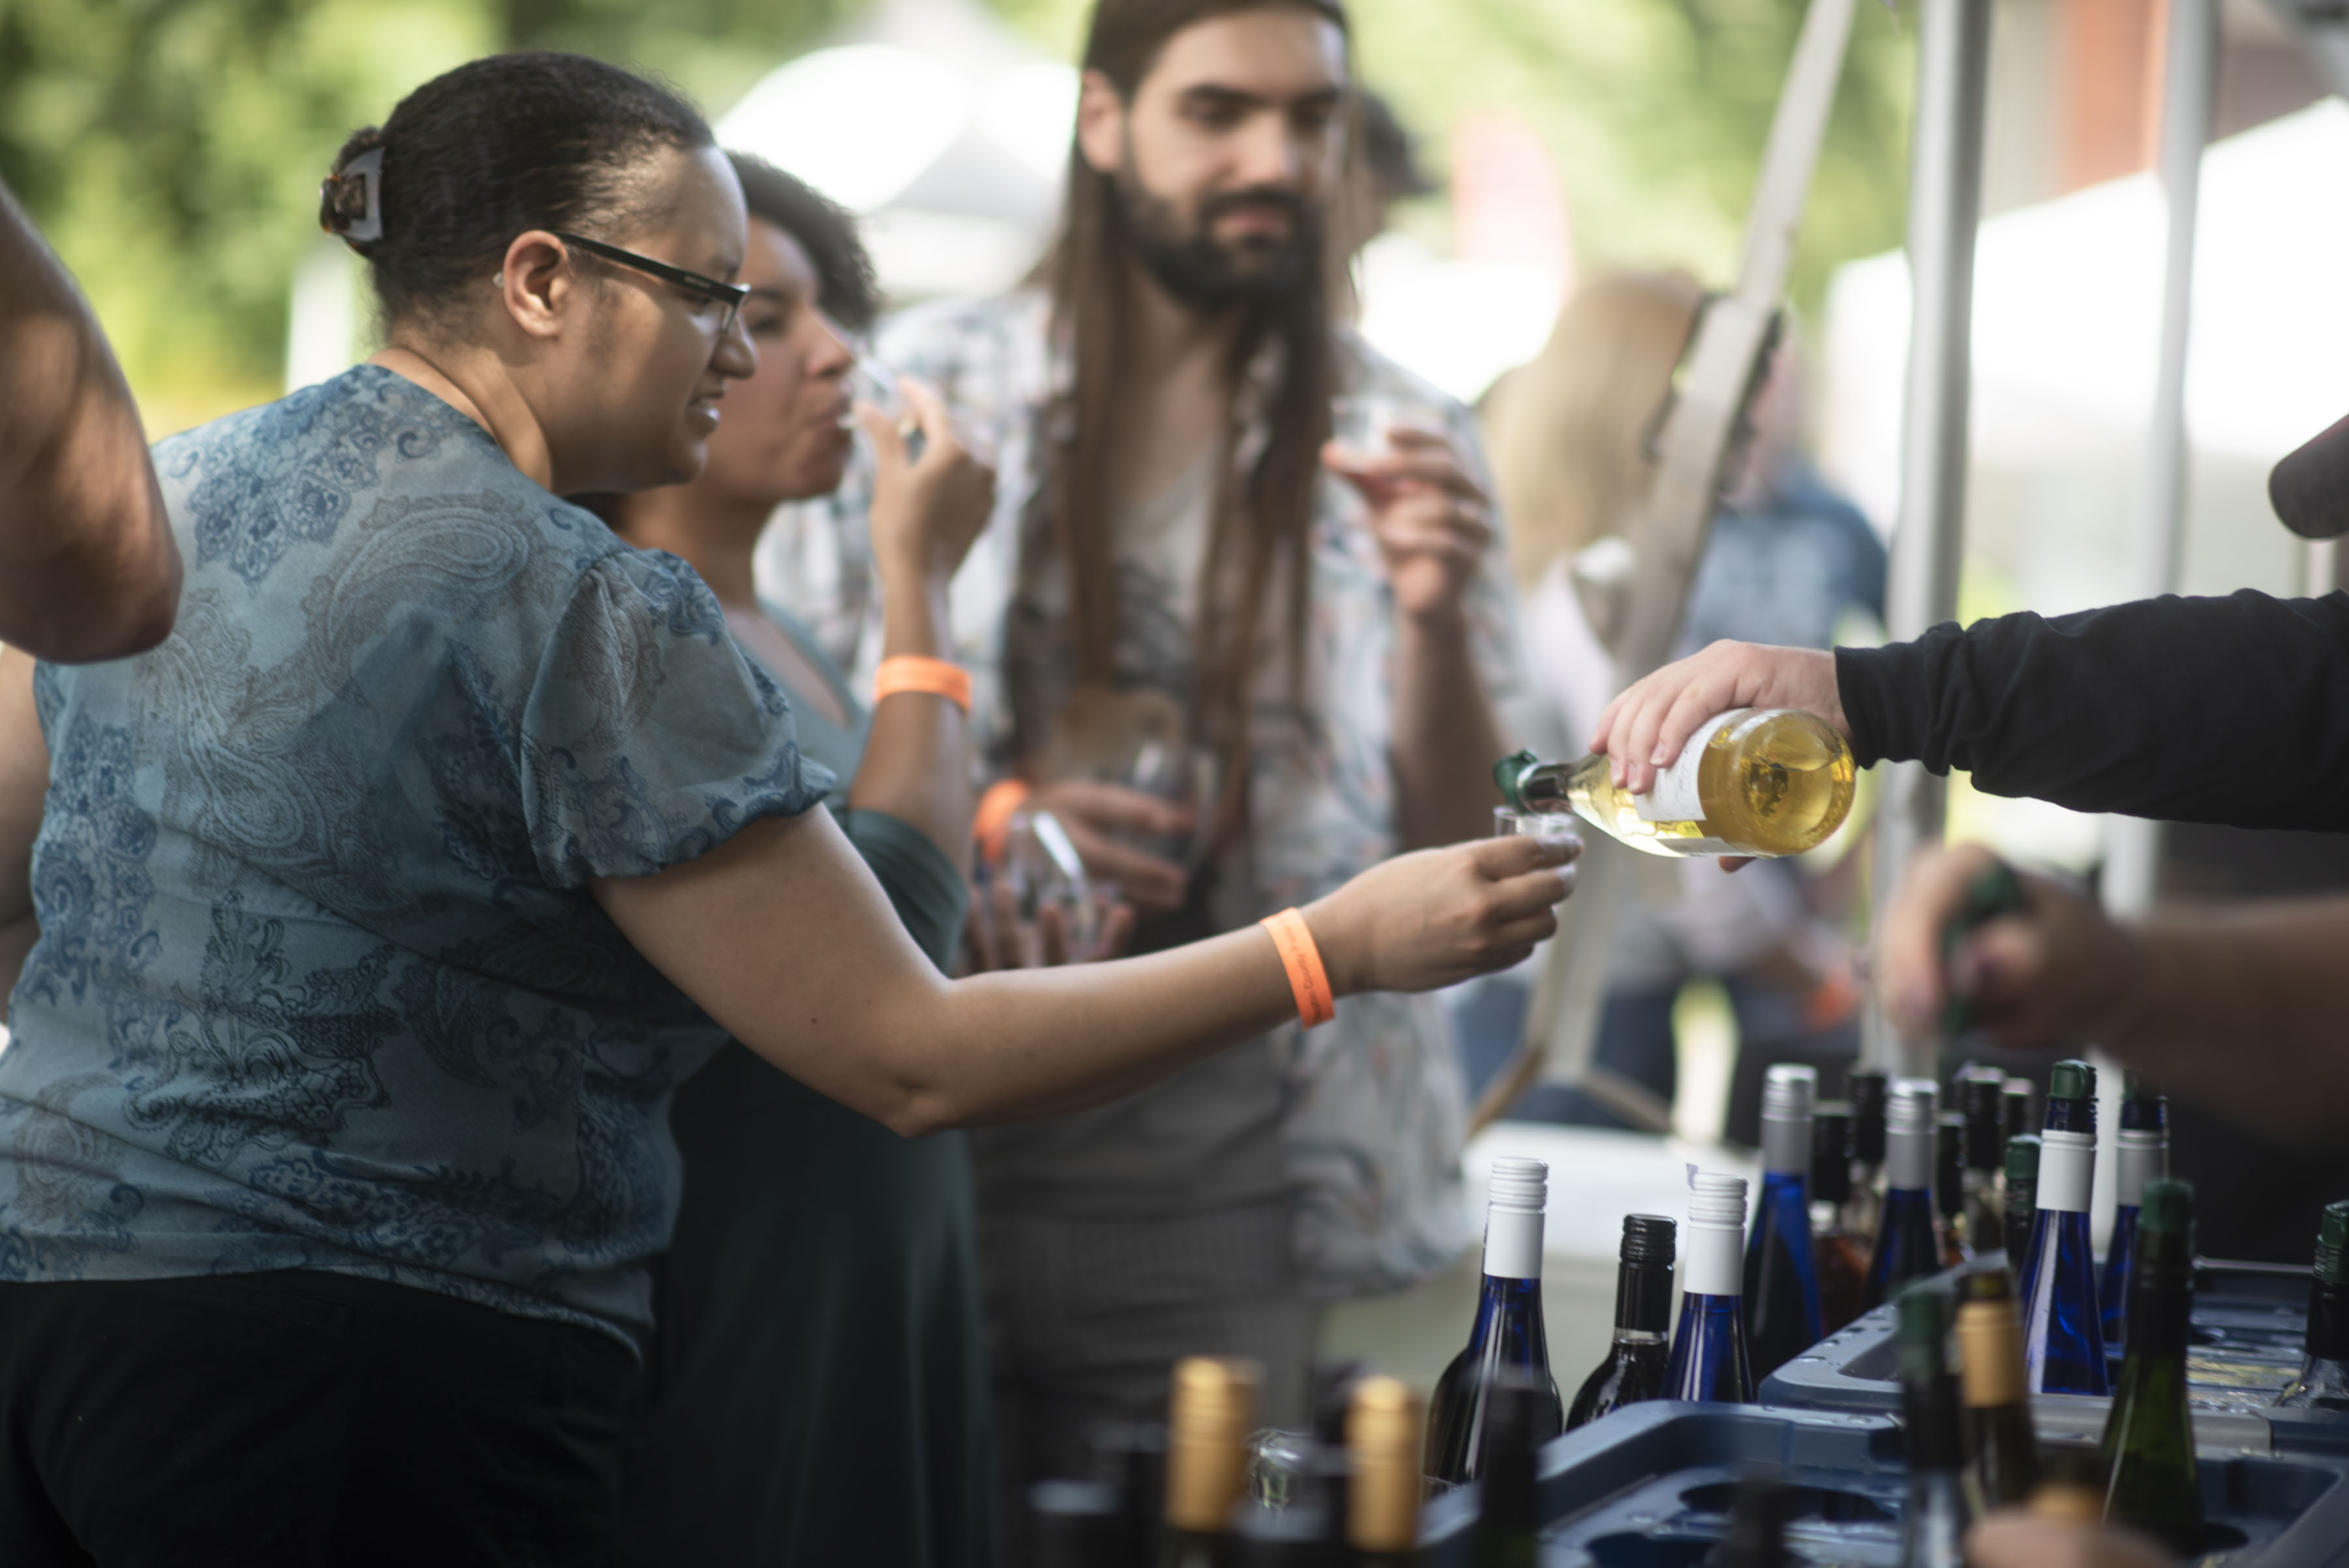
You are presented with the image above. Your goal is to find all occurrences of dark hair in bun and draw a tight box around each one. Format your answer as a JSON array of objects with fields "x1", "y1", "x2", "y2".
[
  {"x1": 725, "y1": 153, "x2": 878, "y2": 333},
  {"x1": 322, "y1": 52, "x2": 713, "y2": 326}
]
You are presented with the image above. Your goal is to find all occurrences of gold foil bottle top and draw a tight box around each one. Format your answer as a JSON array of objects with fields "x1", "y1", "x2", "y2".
[
  {"x1": 1164, "y1": 1356, "x2": 1262, "y2": 1533},
  {"x1": 1345, "y1": 1375, "x2": 1423, "y2": 1552},
  {"x1": 1956, "y1": 1294, "x2": 2027, "y2": 1409},
  {"x1": 2025, "y1": 1481, "x2": 2105, "y2": 1526}
]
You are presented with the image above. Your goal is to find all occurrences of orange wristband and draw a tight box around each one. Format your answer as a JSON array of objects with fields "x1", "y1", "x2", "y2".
[
  {"x1": 973, "y1": 778, "x2": 1031, "y2": 865},
  {"x1": 1259, "y1": 908, "x2": 1336, "y2": 1030},
  {"x1": 873, "y1": 655, "x2": 971, "y2": 713}
]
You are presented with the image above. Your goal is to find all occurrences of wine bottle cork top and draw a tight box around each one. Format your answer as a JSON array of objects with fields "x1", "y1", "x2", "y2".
[
  {"x1": 2027, "y1": 1483, "x2": 2106, "y2": 1526},
  {"x1": 2048, "y1": 1059, "x2": 2095, "y2": 1103},
  {"x1": 1487, "y1": 1156, "x2": 1548, "y2": 1214},
  {"x1": 2139, "y1": 1176, "x2": 2194, "y2": 1236},
  {"x1": 2004, "y1": 1133, "x2": 2042, "y2": 1182},
  {"x1": 1345, "y1": 1376, "x2": 1423, "y2": 1553},
  {"x1": 1760, "y1": 1063, "x2": 1817, "y2": 1122},
  {"x1": 1958, "y1": 1265, "x2": 2014, "y2": 1302},
  {"x1": 1620, "y1": 1212, "x2": 1677, "y2": 1267},
  {"x1": 1886, "y1": 1078, "x2": 1938, "y2": 1135},
  {"x1": 1895, "y1": 1284, "x2": 1952, "y2": 1386},
  {"x1": 1164, "y1": 1356, "x2": 1262, "y2": 1531},
  {"x1": 1809, "y1": 1105, "x2": 1853, "y2": 1201},
  {"x1": 1685, "y1": 1169, "x2": 1748, "y2": 1228},
  {"x1": 1955, "y1": 1278, "x2": 2026, "y2": 1407}
]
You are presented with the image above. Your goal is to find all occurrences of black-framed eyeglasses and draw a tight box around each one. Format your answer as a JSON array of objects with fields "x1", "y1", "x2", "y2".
[{"x1": 551, "y1": 231, "x2": 749, "y2": 339}]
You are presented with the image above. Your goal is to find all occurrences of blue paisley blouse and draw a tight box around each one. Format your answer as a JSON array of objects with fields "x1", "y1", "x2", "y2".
[{"x1": 0, "y1": 366, "x2": 831, "y2": 1349}]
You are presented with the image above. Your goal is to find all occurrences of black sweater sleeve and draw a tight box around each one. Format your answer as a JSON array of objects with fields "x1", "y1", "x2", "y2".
[{"x1": 1834, "y1": 589, "x2": 2349, "y2": 831}]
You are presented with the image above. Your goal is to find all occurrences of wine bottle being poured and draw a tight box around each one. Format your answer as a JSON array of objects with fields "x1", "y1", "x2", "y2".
[{"x1": 1490, "y1": 709, "x2": 1856, "y2": 859}]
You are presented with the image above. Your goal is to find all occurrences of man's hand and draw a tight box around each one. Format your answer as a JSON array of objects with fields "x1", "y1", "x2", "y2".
[
  {"x1": 1592, "y1": 641, "x2": 1845, "y2": 795},
  {"x1": 1323, "y1": 429, "x2": 1493, "y2": 624},
  {"x1": 1879, "y1": 842, "x2": 2147, "y2": 1049},
  {"x1": 1026, "y1": 778, "x2": 1193, "y2": 915}
]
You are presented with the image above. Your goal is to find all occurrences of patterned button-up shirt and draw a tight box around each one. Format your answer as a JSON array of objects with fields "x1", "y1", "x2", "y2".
[{"x1": 762, "y1": 290, "x2": 1526, "y2": 1296}]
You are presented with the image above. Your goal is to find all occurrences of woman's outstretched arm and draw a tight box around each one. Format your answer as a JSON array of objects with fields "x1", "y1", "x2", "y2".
[{"x1": 595, "y1": 813, "x2": 1575, "y2": 1137}]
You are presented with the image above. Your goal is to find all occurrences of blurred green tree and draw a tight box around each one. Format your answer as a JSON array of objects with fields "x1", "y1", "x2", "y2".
[{"x1": 7, "y1": 0, "x2": 1911, "y2": 431}]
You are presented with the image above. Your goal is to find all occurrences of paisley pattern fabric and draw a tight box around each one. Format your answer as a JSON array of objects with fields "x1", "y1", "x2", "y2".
[
  {"x1": 0, "y1": 366, "x2": 831, "y2": 1349},
  {"x1": 761, "y1": 292, "x2": 1524, "y2": 1297}
]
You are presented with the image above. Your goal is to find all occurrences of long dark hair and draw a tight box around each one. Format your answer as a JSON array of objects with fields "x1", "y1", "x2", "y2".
[{"x1": 1037, "y1": 0, "x2": 1351, "y2": 766}]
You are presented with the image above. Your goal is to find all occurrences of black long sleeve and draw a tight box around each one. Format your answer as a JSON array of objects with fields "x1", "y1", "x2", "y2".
[{"x1": 1834, "y1": 590, "x2": 2349, "y2": 831}]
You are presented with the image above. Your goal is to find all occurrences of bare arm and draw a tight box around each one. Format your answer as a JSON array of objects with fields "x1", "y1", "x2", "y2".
[
  {"x1": 1881, "y1": 841, "x2": 2349, "y2": 1143},
  {"x1": 0, "y1": 648, "x2": 49, "y2": 993},
  {"x1": 0, "y1": 181, "x2": 180, "y2": 661},
  {"x1": 843, "y1": 378, "x2": 992, "y2": 867},
  {"x1": 1327, "y1": 431, "x2": 1510, "y2": 849},
  {"x1": 594, "y1": 813, "x2": 1574, "y2": 1138}
]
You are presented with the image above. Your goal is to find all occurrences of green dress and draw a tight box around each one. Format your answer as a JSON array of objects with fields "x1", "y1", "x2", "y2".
[{"x1": 619, "y1": 602, "x2": 993, "y2": 1567}]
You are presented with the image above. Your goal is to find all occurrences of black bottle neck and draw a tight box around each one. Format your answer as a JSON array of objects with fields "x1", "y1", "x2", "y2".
[
  {"x1": 2308, "y1": 1279, "x2": 2349, "y2": 1362},
  {"x1": 2126, "y1": 1227, "x2": 2192, "y2": 1361},
  {"x1": 1612, "y1": 1260, "x2": 1674, "y2": 1338}
]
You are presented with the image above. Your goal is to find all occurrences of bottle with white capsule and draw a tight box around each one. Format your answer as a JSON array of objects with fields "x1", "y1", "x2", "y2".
[{"x1": 1668, "y1": 1171, "x2": 1756, "y2": 1403}]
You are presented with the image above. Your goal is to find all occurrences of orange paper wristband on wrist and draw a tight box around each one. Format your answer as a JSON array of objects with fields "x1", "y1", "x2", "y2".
[
  {"x1": 973, "y1": 778, "x2": 1030, "y2": 865},
  {"x1": 1259, "y1": 908, "x2": 1335, "y2": 1030},
  {"x1": 873, "y1": 655, "x2": 972, "y2": 713}
]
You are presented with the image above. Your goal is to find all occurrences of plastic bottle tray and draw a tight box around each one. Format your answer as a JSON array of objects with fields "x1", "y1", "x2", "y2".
[
  {"x1": 1415, "y1": 1402, "x2": 2349, "y2": 1567},
  {"x1": 1758, "y1": 1258, "x2": 2349, "y2": 1454}
]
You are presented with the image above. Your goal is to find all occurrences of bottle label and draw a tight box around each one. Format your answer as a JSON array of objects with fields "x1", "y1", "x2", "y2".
[
  {"x1": 2036, "y1": 1130, "x2": 2095, "y2": 1213},
  {"x1": 1483, "y1": 1203, "x2": 1545, "y2": 1280},
  {"x1": 1683, "y1": 1222, "x2": 1743, "y2": 1297},
  {"x1": 1633, "y1": 709, "x2": 1751, "y2": 823}
]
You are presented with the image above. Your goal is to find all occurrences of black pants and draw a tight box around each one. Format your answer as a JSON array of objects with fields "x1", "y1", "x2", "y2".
[{"x1": 0, "y1": 1270, "x2": 637, "y2": 1567}]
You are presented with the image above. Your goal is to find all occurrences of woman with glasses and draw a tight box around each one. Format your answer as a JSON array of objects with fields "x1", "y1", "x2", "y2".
[
  {"x1": 603, "y1": 155, "x2": 1000, "y2": 1567},
  {"x1": 0, "y1": 53, "x2": 1571, "y2": 1563}
]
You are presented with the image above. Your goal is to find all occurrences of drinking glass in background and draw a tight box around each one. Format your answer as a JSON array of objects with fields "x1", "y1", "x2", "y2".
[
  {"x1": 844, "y1": 360, "x2": 997, "y2": 467},
  {"x1": 1330, "y1": 392, "x2": 1451, "y2": 464},
  {"x1": 973, "y1": 808, "x2": 1122, "y2": 966},
  {"x1": 1112, "y1": 735, "x2": 1219, "y2": 872}
]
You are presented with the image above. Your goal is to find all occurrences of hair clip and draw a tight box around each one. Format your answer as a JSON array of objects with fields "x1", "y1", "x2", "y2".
[{"x1": 323, "y1": 147, "x2": 384, "y2": 247}]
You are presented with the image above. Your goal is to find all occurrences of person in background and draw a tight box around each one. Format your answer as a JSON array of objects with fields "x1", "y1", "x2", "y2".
[
  {"x1": 1477, "y1": 270, "x2": 1880, "y2": 1133},
  {"x1": 0, "y1": 177, "x2": 181, "y2": 660},
  {"x1": 767, "y1": 0, "x2": 1522, "y2": 1542},
  {"x1": 604, "y1": 157, "x2": 998, "y2": 1567},
  {"x1": 1328, "y1": 87, "x2": 1436, "y2": 271},
  {"x1": 0, "y1": 52, "x2": 1569, "y2": 1563}
]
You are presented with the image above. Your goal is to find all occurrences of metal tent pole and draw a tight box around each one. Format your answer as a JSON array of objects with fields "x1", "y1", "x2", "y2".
[
  {"x1": 1862, "y1": 0, "x2": 1993, "y2": 1078},
  {"x1": 2102, "y1": 0, "x2": 2216, "y2": 922}
]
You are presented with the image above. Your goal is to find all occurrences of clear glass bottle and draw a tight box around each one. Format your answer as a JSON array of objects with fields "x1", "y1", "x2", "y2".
[
  {"x1": 1745, "y1": 1064, "x2": 1824, "y2": 1379},
  {"x1": 2277, "y1": 1198, "x2": 2349, "y2": 1411},
  {"x1": 1490, "y1": 709, "x2": 1856, "y2": 859},
  {"x1": 1346, "y1": 1376, "x2": 1424, "y2": 1568},
  {"x1": 1958, "y1": 1068, "x2": 2008, "y2": 1257},
  {"x1": 2100, "y1": 1074, "x2": 2168, "y2": 1359},
  {"x1": 1956, "y1": 1265, "x2": 2040, "y2": 1512},
  {"x1": 2099, "y1": 1178, "x2": 2202, "y2": 1556},
  {"x1": 1159, "y1": 1357, "x2": 1260, "y2": 1568},
  {"x1": 1846, "y1": 1068, "x2": 1888, "y2": 1247},
  {"x1": 1935, "y1": 1113, "x2": 1971, "y2": 1267},
  {"x1": 2017, "y1": 1061, "x2": 2109, "y2": 1396},
  {"x1": 1425, "y1": 1158, "x2": 1564, "y2": 1489},
  {"x1": 2001, "y1": 1135, "x2": 2040, "y2": 1268},
  {"x1": 1569, "y1": 1214, "x2": 1676, "y2": 1429},
  {"x1": 1864, "y1": 1079, "x2": 1942, "y2": 1310},
  {"x1": 1895, "y1": 1284, "x2": 1972, "y2": 1568},
  {"x1": 1668, "y1": 1172, "x2": 1757, "y2": 1402},
  {"x1": 1809, "y1": 1101, "x2": 1869, "y2": 1335}
]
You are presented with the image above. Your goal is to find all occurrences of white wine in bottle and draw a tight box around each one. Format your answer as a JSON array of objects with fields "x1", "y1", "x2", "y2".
[{"x1": 1492, "y1": 709, "x2": 1856, "y2": 859}]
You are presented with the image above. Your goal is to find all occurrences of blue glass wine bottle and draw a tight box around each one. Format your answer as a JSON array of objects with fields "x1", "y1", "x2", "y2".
[
  {"x1": 1862, "y1": 1079, "x2": 1942, "y2": 1310},
  {"x1": 2017, "y1": 1059, "x2": 2109, "y2": 1395},
  {"x1": 1667, "y1": 1171, "x2": 1755, "y2": 1402},
  {"x1": 1744, "y1": 1064, "x2": 1823, "y2": 1379},
  {"x1": 2100, "y1": 1073, "x2": 2168, "y2": 1358},
  {"x1": 1424, "y1": 1157, "x2": 1563, "y2": 1490}
]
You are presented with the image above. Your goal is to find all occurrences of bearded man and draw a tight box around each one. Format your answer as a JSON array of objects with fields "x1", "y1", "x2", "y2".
[{"x1": 771, "y1": 0, "x2": 1526, "y2": 1528}]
